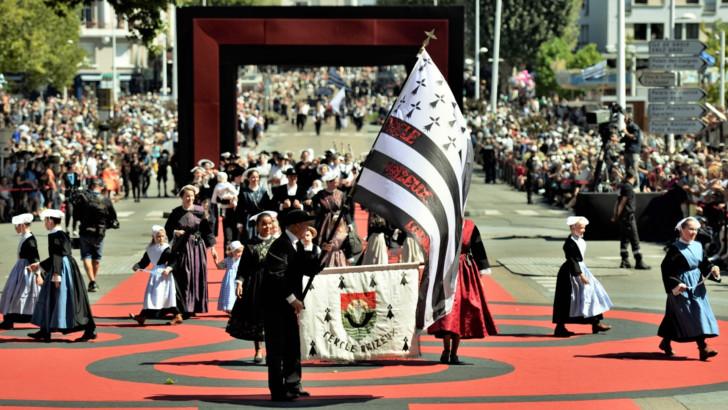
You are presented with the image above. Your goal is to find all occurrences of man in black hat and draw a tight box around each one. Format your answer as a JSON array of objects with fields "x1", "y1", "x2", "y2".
[
  {"x1": 612, "y1": 170, "x2": 650, "y2": 270},
  {"x1": 271, "y1": 168, "x2": 305, "y2": 211},
  {"x1": 263, "y1": 209, "x2": 322, "y2": 401},
  {"x1": 76, "y1": 178, "x2": 119, "y2": 292}
]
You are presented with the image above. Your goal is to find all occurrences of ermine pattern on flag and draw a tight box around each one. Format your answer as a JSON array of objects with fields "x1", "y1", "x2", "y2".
[{"x1": 352, "y1": 50, "x2": 472, "y2": 329}]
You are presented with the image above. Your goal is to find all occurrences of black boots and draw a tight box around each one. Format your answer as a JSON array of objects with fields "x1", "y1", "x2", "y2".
[{"x1": 619, "y1": 259, "x2": 632, "y2": 269}]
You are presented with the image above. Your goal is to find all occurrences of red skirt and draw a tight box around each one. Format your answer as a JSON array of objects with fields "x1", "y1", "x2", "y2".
[{"x1": 427, "y1": 253, "x2": 498, "y2": 339}]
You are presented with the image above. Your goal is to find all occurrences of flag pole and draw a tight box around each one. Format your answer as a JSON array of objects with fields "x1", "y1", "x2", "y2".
[{"x1": 301, "y1": 30, "x2": 438, "y2": 301}]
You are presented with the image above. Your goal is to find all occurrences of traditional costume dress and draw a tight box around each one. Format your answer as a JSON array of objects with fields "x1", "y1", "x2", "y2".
[
  {"x1": 165, "y1": 204, "x2": 215, "y2": 315},
  {"x1": 552, "y1": 218, "x2": 613, "y2": 331},
  {"x1": 31, "y1": 211, "x2": 95, "y2": 341},
  {"x1": 132, "y1": 238, "x2": 177, "y2": 320},
  {"x1": 658, "y1": 234, "x2": 720, "y2": 357},
  {"x1": 0, "y1": 214, "x2": 40, "y2": 327},
  {"x1": 312, "y1": 182, "x2": 349, "y2": 266},
  {"x1": 218, "y1": 242, "x2": 243, "y2": 313},
  {"x1": 428, "y1": 219, "x2": 498, "y2": 340},
  {"x1": 235, "y1": 176, "x2": 271, "y2": 244},
  {"x1": 226, "y1": 234, "x2": 275, "y2": 341}
]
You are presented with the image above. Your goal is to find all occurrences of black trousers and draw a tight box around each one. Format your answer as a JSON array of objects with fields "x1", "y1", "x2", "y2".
[
  {"x1": 222, "y1": 207, "x2": 238, "y2": 246},
  {"x1": 264, "y1": 306, "x2": 302, "y2": 397},
  {"x1": 619, "y1": 214, "x2": 642, "y2": 260}
]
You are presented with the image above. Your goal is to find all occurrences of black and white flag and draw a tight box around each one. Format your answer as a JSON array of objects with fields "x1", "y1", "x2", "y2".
[{"x1": 352, "y1": 50, "x2": 473, "y2": 330}]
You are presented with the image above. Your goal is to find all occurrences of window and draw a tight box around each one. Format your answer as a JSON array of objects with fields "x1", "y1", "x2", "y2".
[
  {"x1": 651, "y1": 23, "x2": 664, "y2": 39},
  {"x1": 676, "y1": 0, "x2": 700, "y2": 4},
  {"x1": 685, "y1": 23, "x2": 700, "y2": 39},
  {"x1": 582, "y1": 0, "x2": 589, "y2": 16},
  {"x1": 630, "y1": 23, "x2": 648, "y2": 40},
  {"x1": 80, "y1": 5, "x2": 95, "y2": 28}
]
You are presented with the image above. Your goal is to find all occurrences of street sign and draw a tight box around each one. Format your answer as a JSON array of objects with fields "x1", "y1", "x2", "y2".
[
  {"x1": 648, "y1": 88, "x2": 706, "y2": 103},
  {"x1": 639, "y1": 71, "x2": 676, "y2": 87},
  {"x1": 649, "y1": 119, "x2": 705, "y2": 134},
  {"x1": 648, "y1": 55, "x2": 708, "y2": 71},
  {"x1": 649, "y1": 39, "x2": 707, "y2": 55},
  {"x1": 648, "y1": 104, "x2": 707, "y2": 119}
]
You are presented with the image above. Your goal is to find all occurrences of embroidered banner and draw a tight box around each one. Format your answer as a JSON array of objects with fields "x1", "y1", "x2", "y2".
[{"x1": 299, "y1": 263, "x2": 421, "y2": 362}]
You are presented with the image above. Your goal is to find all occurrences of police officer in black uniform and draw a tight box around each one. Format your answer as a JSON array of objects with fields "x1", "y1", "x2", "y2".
[{"x1": 612, "y1": 170, "x2": 650, "y2": 270}]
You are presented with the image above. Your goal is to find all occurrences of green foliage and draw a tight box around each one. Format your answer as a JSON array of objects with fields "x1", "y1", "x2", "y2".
[
  {"x1": 535, "y1": 37, "x2": 603, "y2": 98},
  {"x1": 45, "y1": 0, "x2": 279, "y2": 47},
  {"x1": 700, "y1": 21, "x2": 728, "y2": 106},
  {"x1": 0, "y1": 0, "x2": 84, "y2": 91}
]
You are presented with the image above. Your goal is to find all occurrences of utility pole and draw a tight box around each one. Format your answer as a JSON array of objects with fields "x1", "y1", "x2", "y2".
[
  {"x1": 490, "y1": 0, "x2": 502, "y2": 114},
  {"x1": 474, "y1": 0, "x2": 480, "y2": 101},
  {"x1": 721, "y1": 30, "x2": 725, "y2": 109}
]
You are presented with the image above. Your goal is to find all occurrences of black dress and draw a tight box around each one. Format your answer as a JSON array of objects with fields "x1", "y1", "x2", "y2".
[
  {"x1": 552, "y1": 236, "x2": 602, "y2": 325},
  {"x1": 226, "y1": 235, "x2": 275, "y2": 341},
  {"x1": 31, "y1": 230, "x2": 95, "y2": 335}
]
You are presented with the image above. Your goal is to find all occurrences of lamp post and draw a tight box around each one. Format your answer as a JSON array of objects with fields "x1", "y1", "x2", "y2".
[
  {"x1": 474, "y1": 0, "x2": 480, "y2": 100},
  {"x1": 490, "y1": 0, "x2": 502, "y2": 114}
]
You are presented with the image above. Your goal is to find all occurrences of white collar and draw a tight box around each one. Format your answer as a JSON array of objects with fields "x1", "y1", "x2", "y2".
[
  {"x1": 49, "y1": 226, "x2": 62, "y2": 233},
  {"x1": 678, "y1": 238, "x2": 693, "y2": 245}
]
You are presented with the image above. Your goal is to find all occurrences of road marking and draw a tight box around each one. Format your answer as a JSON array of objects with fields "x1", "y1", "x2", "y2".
[
  {"x1": 484, "y1": 209, "x2": 502, "y2": 216},
  {"x1": 146, "y1": 211, "x2": 164, "y2": 217},
  {"x1": 532, "y1": 277, "x2": 556, "y2": 293},
  {"x1": 547, "y1": 209, "x2": 568, "y2": 214},
  {"x1": 515, "y1": 210, "x2": 539, "y2": 216},
  {"x1": 116, "y1": 211, "x2": 135, "y2": 218}
]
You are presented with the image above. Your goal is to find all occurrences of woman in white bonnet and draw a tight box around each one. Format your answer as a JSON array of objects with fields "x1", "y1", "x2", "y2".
[
  {"x1": 0, "y1": 213, "x2": 40, "y2": 329},
  {"x1": 129, "y1": 225, "x2": 177, "y2": 326},
  {"x1": 552, "y1": 216, "x2": 613, "y2": 337},
  {"x1": 657, "y1": 216, "x2": 720, "y2": 360}
]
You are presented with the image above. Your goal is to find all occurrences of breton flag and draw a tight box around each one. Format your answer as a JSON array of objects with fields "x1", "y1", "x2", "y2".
[
  {"x1": 330, "y1": 87, "x2": 346, "y2": 114},
  {"x1": 352, "y1": 50, "x2": 473, "y2": 330}
]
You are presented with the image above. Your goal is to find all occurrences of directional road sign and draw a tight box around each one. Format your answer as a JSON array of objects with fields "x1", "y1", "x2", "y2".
[
  {"x1": 639, "y1": 71, "x2": 676, "y2": 87},
  {"x1": 649, "y1": 55, "x2": 708, "y2": 71},
  {"x1": 648, "y1": 104, "x2": 707, "y2": 119},
  {"x1": 648, "y1": 88, "x2": 706, "y2": 103},
  {"x1": 649, "y1": 39, "x2": 707, "y2": 55},
  {"x1": 649, "y1": 119, "x2": 706, "y2": 134}
]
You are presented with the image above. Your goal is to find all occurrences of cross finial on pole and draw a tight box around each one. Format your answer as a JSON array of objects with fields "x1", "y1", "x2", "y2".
[{"x1": 421, "y1": 29, "x2": 437, "y2": 52}]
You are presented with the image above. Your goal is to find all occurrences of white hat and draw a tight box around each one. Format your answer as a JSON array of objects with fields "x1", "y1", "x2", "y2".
[
  {"x1": 40, "y1": 209, "x2": 65, "y2": 220},
  {"x1": 228, "y1": 240, "x2": 243, "y2": 251},
  {"x1": 198, "y1": 159, "x2": 215, "y2": 168},
  {"x1": 190, "y1": 166, "x2": 204, "y2": 174},
  {"x1": 249, "y1": 210, "x2": 278, "y2": 223},
  {"x1": 152, "y1": 225, "x2": 165, "y2": 234},
  {"x1": 566, "y1": 216, "x2": 589, "y2": 226},
  {"x1": 322, "y1": 171, "x2": 339, "y2": 182},
  {"x1": 242, "y1": 167, "x2": 260, "y2": 180},
  {"x1": 675, "y1": 216, "x2": 700, "y2": 231},
  {"x1": 220, "y1": 152, "x2": 231, "y2": 159},
  {"x1": 11, "y1": 213, "x2": 33, "y2": 225}
]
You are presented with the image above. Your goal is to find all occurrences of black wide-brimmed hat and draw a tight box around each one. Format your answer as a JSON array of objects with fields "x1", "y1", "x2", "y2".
[
  {"x1": 280, "y1": 209, "x2": 315, "y2": 226},
  {"x1": 284, "y1": 168, "x2": 297, "y2": 176}
]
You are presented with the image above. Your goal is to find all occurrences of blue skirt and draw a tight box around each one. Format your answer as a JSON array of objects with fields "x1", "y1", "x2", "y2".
[{"x1": 0, "y1": 259, "x2": 39, "y2": 316}]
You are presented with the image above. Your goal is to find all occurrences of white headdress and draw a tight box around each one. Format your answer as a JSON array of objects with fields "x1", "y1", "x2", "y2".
[
  {"x1": 152, "y1": 225, "x2": 165, "y2": 235},
  {"x1": 11, "y1": 213, "x2": 34, "y2": 225},
  {"x1": 566, "y1": 216, "x2": 589, "y2": 226},
  {"x1": 228, "y1": 240, "x2": 243, "y2": 251},
  {"x1": 675, "y1": 216, "x2": 700, "y2": 231},
  {"x1": 40, "y1": 209, "x2": 65, "y2": 220}
]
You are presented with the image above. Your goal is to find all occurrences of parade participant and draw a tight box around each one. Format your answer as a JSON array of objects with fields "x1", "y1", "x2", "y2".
[
  {"x1": 553, "y1": 216, "x2": 613, "y2": 337},
  {"x1": 361, "y1": 213, "x2": 391, "y2": 266},
  {"x1": 312, "y1": 172, "x2": 350, "y2": 262},
  {"x1": 262, "y1": 209, "x2": 322, "y2": 401},
  {"x1": 657, "y1": 217, "x2": 721, "y2": 361},
  {"x1": 211, "y1": 171, "x2": 239, "y2": 248},
  {"x1": 217, "y1": 241, "x2": 244, "y2": 314},
  {"x1": 271, "y1": 168, "x2": 305, "y2": 211},
  {"x1": 612, "y1": 171, "x2": 650, "y2": 270},
  {"x1": 227, "y1": 211, "x2": 277, "y2": 363},
  {"x1": 28, "y1": 209, "x2": 96, "y2": 342},
  {"x1": 164, "y1": 185, "x2": 217, "y2": 324},
  {"x1": 157, "y1": 150, "x2": 171, "y2": 197},
  {"x1": 129, "y1": 225, "x2": 177, "y2": 326},
  {"x1": 60, "y1": 162, "x2": 81, "y2": 234},
  {"x1": 235, "y1": 168, "x2": 272, "y2": 243},
  {"x1": 76, "y1": 178, "x2": 119, "y2": 293},
  {"x1": 428, "y1": 219, "x2": 498, "y2": 364},
  {"x1": 0, "y1": 214, "x2": 40, "y2": 329}
]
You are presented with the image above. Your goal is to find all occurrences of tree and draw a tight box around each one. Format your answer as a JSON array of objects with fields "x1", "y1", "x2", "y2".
[
  {"x1": 0, "y1": 0, "x2": 84, "y2": 91},
  {"x1": 700, "y1": 21, "x2": 728, "y2": 106},
  {"x1": 45, "y1": 0, "x2": 280, "y2": 47},
  {"x1": 535, "y1": 38, "x2": 603, "y2": 98}
]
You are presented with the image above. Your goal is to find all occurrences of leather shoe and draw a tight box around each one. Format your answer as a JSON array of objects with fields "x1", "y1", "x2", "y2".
[
  {"x1": 291, "y1": 389, "x2": 311, "y2": 397},
  {"x1": 76, "y1": 332, "x2": 97, "y2": 342},
  {"x1": 449, "y1": 354, "x2": 463, "y2": 365},
  {"x1": 634, "y1": 261, "x2": 651, "y2": 270},
  {"x1": 699, "y1": 348, "x2": 718, "y2": 361},
  {"x1": 253, "y1": 351, "x2": 264, "y2": 364},
  {"x1": 659, "y1": 339, "x2": 674, "y2": 357},
  {"x1": 619, "y1": 259, "x2": 632, "y2": 269},
  {"x1": 0, "y1": 321, "x2": 13, "y2": 330},
  {"x1": 592, "y1": 323, "x2": 612, "y2": 334},
  {"x1": 28, "y1": 331, "x2": 51, "y2": 342},
  {"x1": 440, "y1": 349, "x2": 450, "y2": 364},
  {"x1": 554, "y1": 326, "x2": 574, "y2": 338},
  {"x1": 129, "y1": 313, "x2": 146, "y2": 326},
  {"x1": 271, "y1": 391, "x2": 297, "y2": 402},
  {"x1": 168, "y1": 314, "x2": 183, "y2": 326}
]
